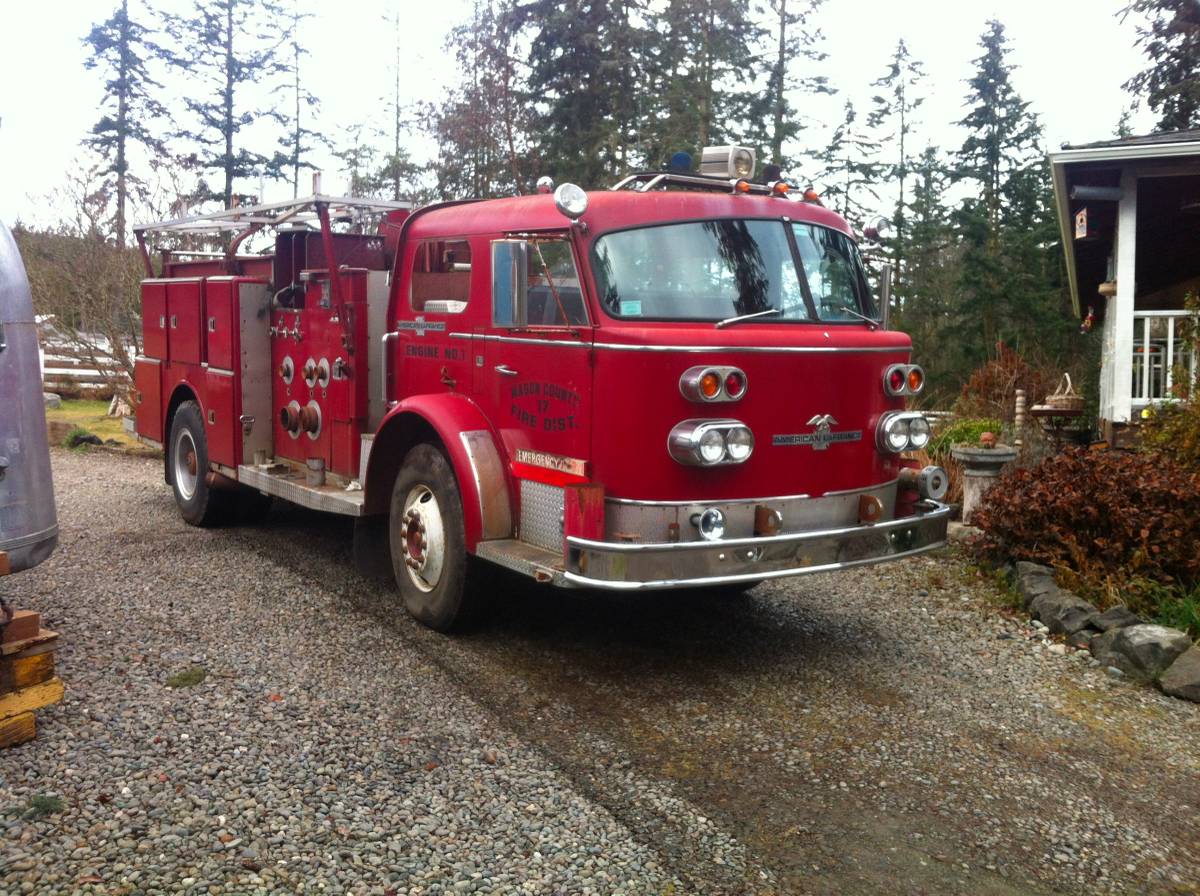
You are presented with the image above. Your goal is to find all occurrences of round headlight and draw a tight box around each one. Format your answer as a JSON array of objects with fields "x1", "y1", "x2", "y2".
[
  {"x1": 698, "y1": 428, "x2": 726, "y2": 464},
  {"x1": 908, "y1": 416, "x2": 931, "y2": 449},
  {"x1": 553, "y1": 182, "x2": 588, "y2": 220},
  {"x1": 696, "y1": 508, "x2": 726, "y2": 541},
  {"x1": 725, "y1": 426, "x2": 754, "y2": 461},
  {"x1": 884, "y1": 416, "x2": 909, "y2": 452},
  {"x1": 733, "y1": 148, "x2": 754, "y2": 178}
]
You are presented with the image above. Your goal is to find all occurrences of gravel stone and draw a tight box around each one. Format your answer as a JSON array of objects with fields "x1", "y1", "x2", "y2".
[{"x1": 4, "y1": 450, "x2": 1200, "y2": 896}]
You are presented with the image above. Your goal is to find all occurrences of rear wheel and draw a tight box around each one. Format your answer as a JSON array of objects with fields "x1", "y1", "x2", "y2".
[
  {"x1": 168, "y1": 400, "x2": 230, "y2": 527},
  {"x1": 389, "y1": 443, "x2": 471, "y2": 632}
]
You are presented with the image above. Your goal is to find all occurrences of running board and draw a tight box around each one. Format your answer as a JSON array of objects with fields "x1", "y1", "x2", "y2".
[
  {"x1": 238, "y1": 463, "x2": 365, "y2": 516},
  {"x1": 474, "y1": 539, "x2": 566, "y2": 585}
]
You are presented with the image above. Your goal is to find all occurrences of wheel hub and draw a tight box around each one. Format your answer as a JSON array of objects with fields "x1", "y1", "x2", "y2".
[{"x1": 399, "y1": 486, "x2": 444, "y2": 592}]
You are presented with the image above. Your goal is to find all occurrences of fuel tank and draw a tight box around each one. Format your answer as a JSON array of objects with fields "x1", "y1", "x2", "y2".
[{"x1": 0, "y1": 222, "x2": 58, "y2": 572}]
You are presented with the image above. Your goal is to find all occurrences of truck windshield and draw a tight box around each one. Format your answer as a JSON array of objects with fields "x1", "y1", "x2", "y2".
[{"x1": 591, "y1": 219, "x2": 874, "y2": 323}]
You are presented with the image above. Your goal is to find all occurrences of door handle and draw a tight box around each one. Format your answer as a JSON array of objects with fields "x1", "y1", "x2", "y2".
[{"x1": 494, "y1": 364, "x2": 519, "y2": 377}]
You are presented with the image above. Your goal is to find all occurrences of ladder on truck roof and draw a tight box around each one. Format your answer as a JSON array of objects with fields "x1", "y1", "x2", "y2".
[{"x1": 133, "y1": 194, "x2": 411, "y2": 236}]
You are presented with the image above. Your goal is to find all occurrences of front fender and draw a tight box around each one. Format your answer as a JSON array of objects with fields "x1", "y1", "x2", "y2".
[{"x1": 363, "y1": 394, "x2": 513, "y2": 550}]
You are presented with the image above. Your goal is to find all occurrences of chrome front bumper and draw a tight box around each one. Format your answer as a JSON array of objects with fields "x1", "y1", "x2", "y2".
[{"x1": 563, "y1": 501, "x2": 950, "y2": 590}]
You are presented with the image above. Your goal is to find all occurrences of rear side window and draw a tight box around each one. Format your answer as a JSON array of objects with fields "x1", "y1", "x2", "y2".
[{"x1": 410, "y1": 239, "x2": 471, "y2": 312}]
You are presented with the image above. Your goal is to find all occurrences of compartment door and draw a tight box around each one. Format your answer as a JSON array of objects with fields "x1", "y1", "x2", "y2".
[
  {"x1": 205, "y1": 279, "x2": 235, "y2": 370},
  {"x1": 204, "y1": 367, "x2": 237, "y2": 468},
  {"x1": 167, "y1": 279, "x2": 203, "y2": 365},
  {"x1": 142, "y1": 282, "x2": 167, "y2": 359},
  {"x1": 134, "y1": 357, "x2": 163, "y2": 442}
]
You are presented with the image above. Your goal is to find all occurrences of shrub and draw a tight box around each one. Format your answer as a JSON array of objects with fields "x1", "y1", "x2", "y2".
[
  {"x1": 971, "y1": 447, "x2": 1200, "y2": 597},
  {"x1": 927, "y1": 417, "x2": 1003, "y2": 460},
  {"x1": 1140, "y1": 401, "x2": 1200, "y2": 470},
  {"x1": 955, "y1": 342, "x2": 1062, "y2": 422}
]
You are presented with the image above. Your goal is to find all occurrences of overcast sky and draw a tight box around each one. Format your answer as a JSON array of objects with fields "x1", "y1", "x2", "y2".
[{"x1": 0, "y1": 0, "x2": 1154, "y2": 231}]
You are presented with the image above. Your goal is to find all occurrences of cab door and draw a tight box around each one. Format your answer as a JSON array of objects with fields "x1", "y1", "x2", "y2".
[{"x1": 481, "y1": 236, "x2": 594, "y2": 549}]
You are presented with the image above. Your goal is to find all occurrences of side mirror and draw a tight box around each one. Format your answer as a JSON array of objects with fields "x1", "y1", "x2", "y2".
[
  {"x1": 491, "y1": 239, "x2": 529, "y2": 327},
  {"x1": 878, "y1": 262, "x2": 893, "y2": 331},
  {"x1": 863, "y1": 216, "x2": 893, "y2": 243}
]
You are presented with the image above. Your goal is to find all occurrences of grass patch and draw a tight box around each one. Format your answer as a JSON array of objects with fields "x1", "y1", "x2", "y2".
[
  {"x1": 25, "y1": 794, "x2": 64, "y2": 819},
  {"x1": 1155, "y1": 588, "x2": 1200, "y2": 642},
  {"x1": 46, "y1": 399, "x2": 144, "y2": 450},
  {"x1": 165, "y1": 666, "x2": 207, "y2": 688}
]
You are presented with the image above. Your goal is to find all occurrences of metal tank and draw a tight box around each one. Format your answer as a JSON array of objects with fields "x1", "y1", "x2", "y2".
[{"x1": 0, "y1": 221, "x2": 57, "y2": 572}]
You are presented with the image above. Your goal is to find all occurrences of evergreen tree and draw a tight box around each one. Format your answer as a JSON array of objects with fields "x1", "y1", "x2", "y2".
[
  {"x1": 82, "y1": 0, "x2": 168, "y2": 244},
  {"x1": 813, "y1": 100, "x2": 882, "y2": 226},
  {"x1": 268, "y1": 1, "x2": 322, "y2": 197},
  {"x1": 640, "y1": 0, "x2": 761, "y2": 168},
  {"x1": 952, "y1": 21, "x2": 1067, "y2": 370},
  {"x1": 165, "y1": 0, "x2": 290, "y2": 208},
  {"x1": 867, "y1": 39, "x2": 924, "y2": 301},
  {"x1": 1121, "y1": 0, "x2": 1200, "y2": 131},
  {"x1": 510, "y1": 0, "x2": 647, "y2": 186},
  {"x1": 755, "y1": 0, "x2": 832, "y2": 170},
  {"x1": 433, "y1": 0, "x2": 534, "y2": 198},
  {"x1": 899, "y1": 147, "x2": 962, "y2": 392}
]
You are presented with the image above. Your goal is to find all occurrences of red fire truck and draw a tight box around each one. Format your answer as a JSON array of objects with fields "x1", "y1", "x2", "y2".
[{"x1": 133, "y1": 147, "x2": 949, "y2": 631}]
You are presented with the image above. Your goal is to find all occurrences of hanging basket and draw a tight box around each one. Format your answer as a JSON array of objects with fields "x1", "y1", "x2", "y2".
[{"x1": 1044, "y1": 373, "x2": 1084, "y2": 413}]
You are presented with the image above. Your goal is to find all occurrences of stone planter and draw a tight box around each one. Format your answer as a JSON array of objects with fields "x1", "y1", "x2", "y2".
[{"x1": 950, "y1": 444, "x2": 1018, "y2": 525}]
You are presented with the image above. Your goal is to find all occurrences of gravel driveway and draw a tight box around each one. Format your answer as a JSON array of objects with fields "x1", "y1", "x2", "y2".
[{"x1": 2, "y1": 449, "x2": 1198, "y2": 895}]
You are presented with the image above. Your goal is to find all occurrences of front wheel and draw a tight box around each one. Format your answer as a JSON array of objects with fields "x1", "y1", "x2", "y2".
[{"x1": 389, "y1": 443, "x2": 472, "y2": 632}]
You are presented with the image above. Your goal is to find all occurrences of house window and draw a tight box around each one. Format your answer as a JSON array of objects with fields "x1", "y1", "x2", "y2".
[
  {"x1": 410, "y1": 239, "x2": 472, "y2": 312},
  {"x1": 1132, "y1": 311, "x2": 1198, "y2": 403}
]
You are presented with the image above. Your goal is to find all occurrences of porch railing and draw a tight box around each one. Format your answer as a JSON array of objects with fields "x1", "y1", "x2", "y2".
[{"x1": 1132, "y1": 310, "x2": 1198, "y2": 405}]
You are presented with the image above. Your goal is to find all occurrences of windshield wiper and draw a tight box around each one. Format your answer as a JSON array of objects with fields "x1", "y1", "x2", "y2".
[
  {"x1": 715, "y1": 308, "x2": 781, "y2": 329},
  {"x1": 835, "y1": 304, "x2": 880, "y2": 328}
]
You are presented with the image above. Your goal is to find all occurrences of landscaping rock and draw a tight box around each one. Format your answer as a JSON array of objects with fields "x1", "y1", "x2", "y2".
[
  {"x1": 1014, "y1": 561, "x2": 1057, "y2": 609},
  {"x1": 1067, "y1": 628, "x2": 1096, "y2": 650},
  {"x1": 1091, "y1": 624, "x2": 1192, "y2": 681},
  {"x1": 1029, "y1": 589, "x2": 1098, "y2": 635},
  {"x1": 1092, "y1": 605, "x2": 1142, "y2": 632},
  {"x1": 1158, "y1": 646, "x2": 1200, "y2": 702},
  {"x1": 43, "y1": 392, "x2": 61, "y2": 409}
]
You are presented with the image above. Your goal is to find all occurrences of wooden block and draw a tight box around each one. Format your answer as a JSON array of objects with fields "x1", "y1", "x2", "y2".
[
  {"x1": 0, "y1": 678, "x2": 64, "y2": 721},
  {"x1": 0, "y1": 712, "x2": 35, "y2": 748},
  {"x1": 0, "y1": 551, "x2": 10, "y2": 577},
  {"x1": 2, "y1": 610, "x2": 41, "y2": 644},
  {"x1": 1, "y1": 629, "x2": 59, "y2": 657},
  {"x1": 0, "y1": 651, "x2": 54, "y2": 696}
]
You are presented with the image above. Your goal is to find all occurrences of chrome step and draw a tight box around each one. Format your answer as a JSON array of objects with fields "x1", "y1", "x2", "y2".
[
  {"x1": 238, "y1": 462, "x2": 365, "y2": 516},
  {"x1": 474, "y1": 539, "x2": 565, "y2": 585}
]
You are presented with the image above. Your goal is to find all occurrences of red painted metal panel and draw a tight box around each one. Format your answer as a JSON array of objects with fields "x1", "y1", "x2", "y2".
[
  {"x1": 134, "y1": 358, "x2": 163, "y2": 442},
  {"x1": 563, "y1": 483, "x2": 605, "y2": 555},
  {"x1": 167, "y1": 279, "x2": 204, "y2": 365},
  {"x1": 204, "y1": 368, "x2": 237, "y2": 468},
  {"x1": 205, "y1": 279, "x2": 235, "y2": 370},
  {"x1": 141, "y1": 282, "x2": 167, "y2": 359}
]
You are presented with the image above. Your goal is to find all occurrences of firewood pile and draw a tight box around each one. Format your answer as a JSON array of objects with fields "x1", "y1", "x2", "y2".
[{"x1": 0, "y1": 553, "x2": 63, "y2": 749}]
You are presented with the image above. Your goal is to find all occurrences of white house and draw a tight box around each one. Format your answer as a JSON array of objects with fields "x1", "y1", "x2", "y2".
[{"x1": 1050, "y1": 131, "x2": 1200, "y2": 445}]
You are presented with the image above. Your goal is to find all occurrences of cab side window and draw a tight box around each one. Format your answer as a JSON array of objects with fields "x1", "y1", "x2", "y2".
[
  {"x1": 410, "y1": 239, "x2": 471, "y2": 312},
  {"x1": 527, "y1": 238, "x2": 589, "y2": 326}
]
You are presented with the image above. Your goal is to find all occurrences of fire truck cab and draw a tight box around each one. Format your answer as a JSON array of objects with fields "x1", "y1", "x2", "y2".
[{"x1": 133, "y1": 148, "x2": 949, "y2": 631}]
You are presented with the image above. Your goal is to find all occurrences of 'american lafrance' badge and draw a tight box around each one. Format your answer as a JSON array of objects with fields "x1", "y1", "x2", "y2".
[{"x1": 773, "y1": 414, "x2": 862, "y2": 451}]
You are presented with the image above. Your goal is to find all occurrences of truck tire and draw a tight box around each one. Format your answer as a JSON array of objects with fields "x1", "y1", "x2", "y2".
[
  {"x1": 168, "y1": 400, "x2": 230, "y2": 527},
  {"x1": 389, "y1": 443, "x2": 472, "y2": 632}
]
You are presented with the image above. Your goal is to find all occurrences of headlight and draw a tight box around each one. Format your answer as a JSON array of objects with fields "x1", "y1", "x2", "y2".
[
  {"x1": 907, "y1": 416, "x2": 931, "y2": 449},
  {"x1": 732, "y1": 148, "x2": 754, "y2": 178},
  {"x1": 876, "y1": 411, "x2": 932, "y2": 453},
  {"x1": 725, "y1": 426, "x2": 754, "y2": 461},
  {"x1": 694, "y1": 508, "x2": 726, "y2": 541},
  {"x1": 698, "y1": 428, "x2": 726, "y2": 463},
  {"x1": 553, "y1": 182, "x2": 588, "y2": 220},
  {"x1": 668, "y1": 419, "x2": 754, "y2": 466}
]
